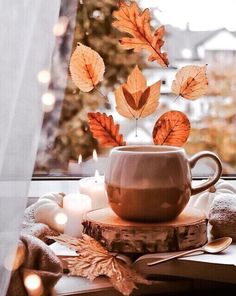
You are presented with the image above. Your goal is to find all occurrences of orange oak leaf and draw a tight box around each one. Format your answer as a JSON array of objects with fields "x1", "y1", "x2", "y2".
[
  {"x1": 115, "y1": 66, "x2": 161, "y2": 119},
  {"x1": 69, "y1": 43, "x2": 105, "y2": 92},
  {"x1": 88, "y1": 112, "x2": 126, "y2": 147},
  {"x1": 171, "y1": 65, "x2": 208, "y2": 100},
  {"x1": 152, "y1": 111, "x2": 191, "y2": 147},
  {"x1": 112, "y1": 1, "x2": 169, "y2": 67}
]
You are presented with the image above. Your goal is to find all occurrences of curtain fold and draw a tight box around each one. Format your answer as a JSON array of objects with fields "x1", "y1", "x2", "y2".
[{"x1": 0, "y1": 1, "x2": 61, "y2": 294}]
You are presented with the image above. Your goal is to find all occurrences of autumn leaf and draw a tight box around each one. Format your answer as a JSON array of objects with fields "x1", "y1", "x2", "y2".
[
  {"x1": 112, "y1": 1, "x2": 169, "y2": 67},
  {"x1": 49, "y1": 234, "x2": 151, "y2": 296},
  {"x1": 153, "y1": 111, "x2": 191, "y2": 146},
  {"x1": 88, "y1": 112, "x2": 126, "y2": 147},
  {"x1": 171, "y1": 65, "x2": 208, "y2": 100},
  {"x1": 69, "y1": 43, "x2": 105, "y2": 92},
  {"x1": 115, "y1": 66, "x2": 161, "y2": 119}
]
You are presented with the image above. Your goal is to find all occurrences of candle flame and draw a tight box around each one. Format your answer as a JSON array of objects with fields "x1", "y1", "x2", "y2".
[
  {"x1": 93, "y1": 149, "x2": 98, "y2": 161},
  {"x1": 95, "y1": 169, "x2": 100, "y2": 182},
  {"x1": 78, "y1": 154, "x2": 82, "y2": 164}
]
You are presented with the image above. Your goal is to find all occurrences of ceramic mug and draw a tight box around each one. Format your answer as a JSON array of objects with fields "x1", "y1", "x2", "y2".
[{"x1": 105, "y1": 145, "x2": 222, "y2": 222}]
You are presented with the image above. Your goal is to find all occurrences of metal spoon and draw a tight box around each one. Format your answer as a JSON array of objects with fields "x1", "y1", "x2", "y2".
[{"x1": 148, "y1": 237, "x2": 232, "y2": 267}]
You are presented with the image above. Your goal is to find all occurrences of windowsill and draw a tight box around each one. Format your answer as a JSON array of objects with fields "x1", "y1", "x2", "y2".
[
  {"x1": 28, "y1": 179, "x2": 236, "y2": 202},
  {"x1": 28, "y1": 180, "x2": 83, "y2": 205}
]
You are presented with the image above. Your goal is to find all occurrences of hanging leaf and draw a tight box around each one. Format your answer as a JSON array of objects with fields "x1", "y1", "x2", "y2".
[
  {"x1": 153, "y1": 111, "x2": 191, "y2": 146},
  {"x1": 112, "y1": 1, "x2": 169, "y2": 67},
  {"x1": 88, "y1": 112, "x2": 126, "y2": 147},
  {"x1": 171, "y1": 65, "x2": 208, "y2": 100},
  {"x1": 69, "y1": 43, "x2": 105, "y2": 92},
  {"x1": 49, "y1": 234, "x2": 151, "y2": 296},
  {"x1": 115, "y1": 66, "x2": 161, "y2": 119}
]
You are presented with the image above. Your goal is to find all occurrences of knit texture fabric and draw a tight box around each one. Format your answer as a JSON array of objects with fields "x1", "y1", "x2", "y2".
[
  {"x1": 209, "y1": 193, "x2": 236, "y2": 241},
  {"x1": 7, "y1": 196, "x2": 63, "y2": 296}
]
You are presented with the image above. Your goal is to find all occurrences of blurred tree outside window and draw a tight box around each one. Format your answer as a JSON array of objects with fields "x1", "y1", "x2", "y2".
[{"x1": 34, "y1": 0, "x2": 236, "y2": 177}]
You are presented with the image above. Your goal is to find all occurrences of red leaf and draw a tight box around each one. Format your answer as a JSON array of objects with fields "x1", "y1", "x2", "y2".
[
  {"x1": 88, "y1": 112, "x2": 126, "y2": 147},
  {"x1": 153, "y1": 111, "x2": 191, "y2": 147}
]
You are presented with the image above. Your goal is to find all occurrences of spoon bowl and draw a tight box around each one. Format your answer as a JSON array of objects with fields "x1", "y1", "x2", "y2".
[
  {"x1": 148, "y1": 237, "x2": 232, "y2": 267},
  {"x1": 203, "y1": 237, "x2": 232, "y2": 253}
]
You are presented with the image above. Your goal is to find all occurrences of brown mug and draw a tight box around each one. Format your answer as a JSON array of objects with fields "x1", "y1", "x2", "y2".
[{"x1": 105, "y1": 145, "x2": 222, "y2": 222}]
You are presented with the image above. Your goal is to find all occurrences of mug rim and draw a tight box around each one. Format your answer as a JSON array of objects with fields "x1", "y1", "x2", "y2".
[{"x1": 112, "y1": 145, "x2": 185, "y2": 154}]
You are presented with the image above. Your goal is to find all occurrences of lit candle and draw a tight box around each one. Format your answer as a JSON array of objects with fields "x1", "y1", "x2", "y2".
[
  {"x1": 67, "y1": 154, "x2": 84, "y2": 175},
  {"x1": 78, "y1": 170, "x2": 108, "y2": 210},
  {"x1": 63, "y1": 193, "x2": 92, "y2": 237},
  {"x1": 67, "y1": 150, "x2": 108, "y2": 176}
]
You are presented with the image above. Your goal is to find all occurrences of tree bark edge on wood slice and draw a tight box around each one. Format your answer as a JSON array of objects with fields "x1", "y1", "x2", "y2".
[{"x1": 82, "y1": 207, "x2": 207, "y2": 254}]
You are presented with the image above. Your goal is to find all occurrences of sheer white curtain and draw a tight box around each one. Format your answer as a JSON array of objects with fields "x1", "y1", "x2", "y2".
[{"x1": 0, "y1": 1, "x2": 61, "y2": 294}]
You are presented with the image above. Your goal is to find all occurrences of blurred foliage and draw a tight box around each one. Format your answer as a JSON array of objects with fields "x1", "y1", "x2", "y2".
[{"x1": 185, "y1": 61, "x2": 236, "y2": 174}]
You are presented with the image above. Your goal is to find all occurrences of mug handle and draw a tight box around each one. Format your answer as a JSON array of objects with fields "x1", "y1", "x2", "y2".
[{"x1": 189, "y1": 151, "x2": 222, "y2": 195}]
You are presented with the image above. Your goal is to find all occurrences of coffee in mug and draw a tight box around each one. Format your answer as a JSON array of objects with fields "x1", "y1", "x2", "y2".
[{"x1": 105, "y1": 145, "x2": 222, "y2": 222}]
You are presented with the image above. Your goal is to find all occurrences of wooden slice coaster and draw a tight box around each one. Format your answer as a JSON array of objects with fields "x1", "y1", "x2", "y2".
[{"x1": 82, "y1": 207, "x2": 207, "y2": 254}]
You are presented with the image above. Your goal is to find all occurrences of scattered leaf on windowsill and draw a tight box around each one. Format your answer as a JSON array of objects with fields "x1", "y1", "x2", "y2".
[
  {"x1": 88, "y1": 112, "x2": 126, "y2": 147},
  {"x1": 49, "y1": 234, "x2": 151, "y2": 296},
  {"x1": 153, "y1": 110, "x2": 191, "y2": 146},
  {"x1": 171, "y1": 65, "x2": 208, "y2": 100},
  {"x1": 115, "y1": 65, "x2": 161, "y2": 119},
  {"x1": 112, "y1": 1, "x2": 169, "y2": 67},
  {"x1": 69, "y1": 43, "x2": 105, "y2": 92}
]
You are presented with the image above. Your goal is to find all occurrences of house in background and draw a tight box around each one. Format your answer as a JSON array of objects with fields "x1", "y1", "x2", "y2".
[
  {"x1": 121, "y1": 26, "x2": 236, "y2": 173},
  {"x1": 138, "y1": 26, "x2": 236, "y2": 123},
  {"x1": 145, "y1": 25, "x2": 236, "y2": 93}
]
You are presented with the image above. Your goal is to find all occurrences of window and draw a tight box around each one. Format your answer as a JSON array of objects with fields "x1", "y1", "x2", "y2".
[{"x1": 34, "y1": 0, "x2": 236, "y2": 177}]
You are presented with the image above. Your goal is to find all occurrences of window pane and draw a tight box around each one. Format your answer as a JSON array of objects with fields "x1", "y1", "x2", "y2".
[{"x1": 34, "y1": 0, "x2": 236, "y2": 177}]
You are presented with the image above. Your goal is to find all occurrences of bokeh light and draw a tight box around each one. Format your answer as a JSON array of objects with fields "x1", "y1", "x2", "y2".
[
  {"x1": 24, "y1": 273, "x2": 42, "y2": 295},
  {"x1": 37, "y1": 70, "x2": 51, "y2": 84},
  {"x1": 53, "y1": 16, "x2": 69, "y2": 37},
  {"x1": 41, "y1": 92, "x2": 56, "y2": 112},
  {"x1": 54, "y1": 212, "x2": 68, "y2": 225}
]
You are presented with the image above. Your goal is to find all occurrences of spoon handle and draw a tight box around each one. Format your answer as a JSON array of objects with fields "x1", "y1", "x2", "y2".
[{"x1": 147, "y1": 248, "x2": 203, "y2": 266}]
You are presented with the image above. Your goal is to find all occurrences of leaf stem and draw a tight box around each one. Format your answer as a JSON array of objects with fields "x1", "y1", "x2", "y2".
[
  {"x1": 94, "y1": 87, "x2": 111, "y2": 109},
  {"x1": 173, "y1": 95, "x2": 180, "y2": 102},
  {"x1": 135, "y1": 118, "x2": 138, "y2": 137}
]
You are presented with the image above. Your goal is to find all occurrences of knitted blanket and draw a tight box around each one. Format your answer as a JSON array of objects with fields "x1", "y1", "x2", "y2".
[{"x1": 7, "y1": 199, "x2": 63, "y2": 296}]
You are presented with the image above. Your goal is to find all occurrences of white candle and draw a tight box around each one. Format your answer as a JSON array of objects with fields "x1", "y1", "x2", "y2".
[
  {"x1": 67, "y1": 154, "x2": 84, "y2": 175},
  {"x1": 78, "y1": 170, "x2": 108, "y2": 210},
  {"x1": 67, "y1": 150, "x2": 108, "y2": 176},
  {"x1": 63, "y1": 193, "x2": 92, "y2": 237}
]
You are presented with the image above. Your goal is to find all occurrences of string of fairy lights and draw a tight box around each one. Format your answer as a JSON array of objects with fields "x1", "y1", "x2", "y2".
[{"x1": 39, "y1": 15, "x2": 69, "y2": 113}]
